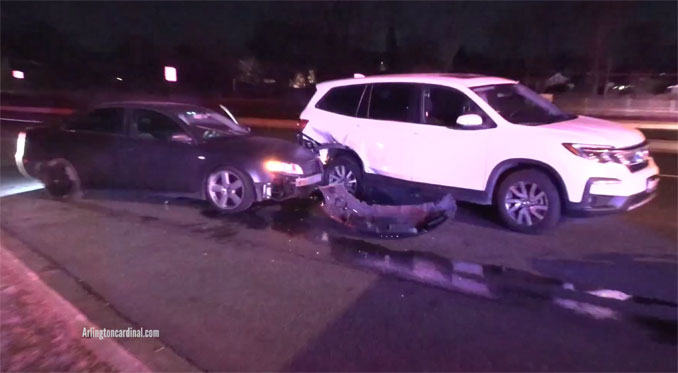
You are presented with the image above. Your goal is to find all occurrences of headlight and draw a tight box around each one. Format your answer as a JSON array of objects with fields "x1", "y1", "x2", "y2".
[
  {"x1": 562, "y1": 143, "x2": 647, "y2": 165},
  {"x1": 264, "y1": 160, "x2": 303, "y2": 175}
]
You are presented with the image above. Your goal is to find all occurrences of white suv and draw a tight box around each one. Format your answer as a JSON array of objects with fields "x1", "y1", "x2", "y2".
[{"x1": 300, "y1": 73, "x2": 659, "y2": 233}]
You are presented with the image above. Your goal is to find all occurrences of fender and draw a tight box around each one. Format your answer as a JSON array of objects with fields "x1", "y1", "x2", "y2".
[
  {"x1": 484, "y1": 158, "x2": 569, "y2": 204},
  {"x1": 325, "y1": 147, "x2": 366, "y2": 173}
]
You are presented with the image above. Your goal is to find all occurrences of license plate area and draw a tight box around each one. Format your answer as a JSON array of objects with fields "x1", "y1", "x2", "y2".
[{"x1": 295, "y1": 173, "x2": 322, "y2": 187}]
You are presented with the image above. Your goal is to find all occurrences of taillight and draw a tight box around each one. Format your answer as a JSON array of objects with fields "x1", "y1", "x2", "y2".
[
  {"x1": 15, "y1": 132, "x2": 26, "y2": 161},
  {"x1": 297, "y1": 119, "x2": 309, "y2": 129},
  {"x1": 15, "y1": 131, "x2": 32, "y2": 178}
]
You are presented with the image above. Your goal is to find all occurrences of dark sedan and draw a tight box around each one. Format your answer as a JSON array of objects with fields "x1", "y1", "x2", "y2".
[{"x1": 16, "y1": 102, "x2": 323, "y2": 212}]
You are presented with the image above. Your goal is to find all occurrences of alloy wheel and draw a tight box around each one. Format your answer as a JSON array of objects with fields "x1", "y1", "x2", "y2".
[
  {"x1": 207, "y1": 171, "x2": 245, "y2": 210},
  {"x1": 504, "y1": 181, "x2": 549, "y2": 227},
  {"x1": 327, "y1": 165, "x2": 358, "y2": 193}
]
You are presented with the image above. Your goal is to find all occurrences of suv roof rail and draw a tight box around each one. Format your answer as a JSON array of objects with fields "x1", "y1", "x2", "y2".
[{"x1": 353, "y1": 73, "x2": 365, "y2": 78}]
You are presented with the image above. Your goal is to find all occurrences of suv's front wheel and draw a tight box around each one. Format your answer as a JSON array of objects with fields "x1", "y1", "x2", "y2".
[{"x1": 495, "y1": 169, "x2": 561, "y2": 233}]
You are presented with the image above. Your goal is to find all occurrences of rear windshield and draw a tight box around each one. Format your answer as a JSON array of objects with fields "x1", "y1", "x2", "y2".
[{"x1": 315, "y1": 85, "x2": 366, "y2": 116}]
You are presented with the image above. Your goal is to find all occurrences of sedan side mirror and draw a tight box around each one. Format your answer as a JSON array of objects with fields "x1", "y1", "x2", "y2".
[
  {"x1": 456, "y1": 114, "x2": 483, "y2": 128},
  {"x1": 170, "y1": 133, "x2": 194, "y2": 144}
]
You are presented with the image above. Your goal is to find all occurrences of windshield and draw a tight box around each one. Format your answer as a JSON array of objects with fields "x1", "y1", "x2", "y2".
[
  {"x1": 177, "y1": 109, "x2": 250, "y2": 139},
  {"x1": 471, "y1": 83, "x2": 576, "y2": 125}
]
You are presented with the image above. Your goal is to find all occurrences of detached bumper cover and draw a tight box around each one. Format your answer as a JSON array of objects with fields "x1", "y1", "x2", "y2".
[{"x1": 318, "y1": 184, "x2": 457, "y2": 235}]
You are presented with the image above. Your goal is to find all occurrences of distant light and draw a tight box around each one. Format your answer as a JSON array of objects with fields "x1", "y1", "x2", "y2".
[
  {"x1": 164, "y1": 66, "x2": 177, "y2": 82},
  {"x1": 116, "y1": 77, "x2": 123, "y2": 81},
  {"x1": 587, "y1": 289, "x2": 631, "y2": 301},
  {"x1": 198, "y1": 156, "x2": 206, "y2": 160},
  {"x1": 12, "y1": 70, "x2": 24, "y2": 79}
]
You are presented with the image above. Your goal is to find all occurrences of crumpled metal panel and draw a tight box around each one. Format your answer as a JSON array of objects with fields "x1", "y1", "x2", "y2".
[{"x1": 319, "y1": 184, "x2": 456, "y2": 235}]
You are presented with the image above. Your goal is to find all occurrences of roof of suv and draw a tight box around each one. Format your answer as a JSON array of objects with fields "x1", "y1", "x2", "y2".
[{"x1": 317, "y1": 73, "x2": 517, "y2": 89}]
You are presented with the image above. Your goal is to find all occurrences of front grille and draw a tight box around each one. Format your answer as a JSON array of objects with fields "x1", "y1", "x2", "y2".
[{"x1": 628, "y1": 161, "x2": 648, "y2": 172}]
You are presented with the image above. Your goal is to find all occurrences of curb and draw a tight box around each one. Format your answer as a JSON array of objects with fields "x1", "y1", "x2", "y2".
[
  {"x1": 0, "y1": 243, "x2": 149, "y2": 371},
  {"x1": 0, "y1": 229, "x2": 200, "y2": 372}
]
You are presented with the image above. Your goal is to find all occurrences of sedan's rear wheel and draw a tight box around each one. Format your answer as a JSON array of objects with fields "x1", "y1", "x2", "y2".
[
  {"x1": 40, "y1": 159, "x2": 82, "y2": 200},
  {"x1": 205, "y1": 167, "x2": 255, "y2": 213}
]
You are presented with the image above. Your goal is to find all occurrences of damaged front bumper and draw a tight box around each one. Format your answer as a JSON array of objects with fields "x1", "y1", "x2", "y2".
[
  {"x1": 318, "y1": 184, "x2": 457, "y2": 235},
  {"x1": 256, "y1": 173, "x2": 323, "y2": 202}
]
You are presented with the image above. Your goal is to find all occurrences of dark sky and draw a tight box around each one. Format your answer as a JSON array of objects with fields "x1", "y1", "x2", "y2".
[{"x1": 2, "y1": 1, "x2": 676, "y2": 58}]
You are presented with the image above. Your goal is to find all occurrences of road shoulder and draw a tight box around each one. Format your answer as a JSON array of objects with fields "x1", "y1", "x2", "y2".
[{"x1": 0, "y1": 228, "x2": 198, "y2": 372}]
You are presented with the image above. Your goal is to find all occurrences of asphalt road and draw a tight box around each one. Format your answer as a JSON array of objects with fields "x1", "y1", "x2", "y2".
[{"x1": 1, "y1": 117, "x2": 677, "y2": 371}]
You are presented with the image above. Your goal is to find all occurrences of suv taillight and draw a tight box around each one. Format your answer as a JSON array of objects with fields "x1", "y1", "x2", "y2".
[{"x1": 297, "y1": 119, "x2": 309, "y2": 129}]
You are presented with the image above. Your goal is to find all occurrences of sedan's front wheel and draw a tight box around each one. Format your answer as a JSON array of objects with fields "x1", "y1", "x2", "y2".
[
  {"x1": 205, "y1": 167, "x2": 255, "y2": 213},
  {"x1": 495, "y1": 169, "x2": 561, "y2": 233}
]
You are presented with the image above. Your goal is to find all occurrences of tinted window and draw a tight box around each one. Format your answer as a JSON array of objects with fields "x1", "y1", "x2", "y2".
[
  {"x1": 132, "y1": 109, "x2": 188, "y2": 141},
  {"x1": 316, "y1": 85, "x2": 366, "y2": 116},
  {"x1": 423, "y1": 86, "x2": 493, "y2": 128},
  {"x1": 471, "y1": 83, "x2": 576, "y2": 125},
  {"x1": 368, "y1": 83, "x2": 419, "y2": 123},
  {"x1": 67, "y1": 108, "x2": 124, "y2": 134},
  {"x1": 356, "y1": 85, "x2": 371, "y2": 118}
]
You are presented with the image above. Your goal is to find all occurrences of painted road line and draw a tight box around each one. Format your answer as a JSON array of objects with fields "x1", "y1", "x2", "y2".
[
  {"x1": 0, "y1": 104, "x2": 675, "y2": 131},
  {"x1": 0, "y1": 117, "x2": 43, "y2": 123},
  {"x1": 0, "y1": 106, "x2": 75, "y2": 115},
  {"x1": 618, "y1": 121, "x2": 678, "y2": 130},
  {"x1": 239, "y1": 117, "x2": 298, "y2": 129}
]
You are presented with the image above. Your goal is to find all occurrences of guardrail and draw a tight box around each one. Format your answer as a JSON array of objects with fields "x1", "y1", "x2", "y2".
[{"x1": 555, "y1": 96, "x2": 678, "y2": 121}]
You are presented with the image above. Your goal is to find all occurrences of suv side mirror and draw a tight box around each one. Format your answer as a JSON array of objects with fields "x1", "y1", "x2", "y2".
[{"x1": 456, "y1": 114, "x2": 483, "y2": 127}]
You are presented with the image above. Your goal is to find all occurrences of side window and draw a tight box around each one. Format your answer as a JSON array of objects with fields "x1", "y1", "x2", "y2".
[
  {"x1": 67, "y1": 108, "x2": 125, "y2": 134},
  {"x1": 423, "y1": 86, "x2": 494, "y2": 129},
  {"x1": 316, "y1": 85, "x2": 366, "y2": 116},
  {"x1": 132, "y1": 109, "x2": 189, "y2": 141},
  {"x1": 368, "y1": 83, "x2": 419, "y2": 123}
]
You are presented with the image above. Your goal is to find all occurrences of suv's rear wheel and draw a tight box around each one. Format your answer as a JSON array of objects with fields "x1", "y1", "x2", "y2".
[
  {"x1": 495, "y1": 169, "x2": 561, "y2": 233},
  {"x1": 324, "y1": 156, "x2": 362, "y2": 195}
]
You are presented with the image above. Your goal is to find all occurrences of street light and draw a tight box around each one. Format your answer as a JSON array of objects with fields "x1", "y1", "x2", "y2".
[
  {"x1": 12, "y1": 70, "x2": 24, "y2": 79},
  {"x1": 164, "y1": 66, "x2": 177, "y2": 82}
]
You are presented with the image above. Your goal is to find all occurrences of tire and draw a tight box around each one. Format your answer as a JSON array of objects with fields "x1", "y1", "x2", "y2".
[
  {"x1": 495, "y1": 169, "x2": 561, "y2": 233},
  {"x1": 323, "y1": 155, "x2": 363, "y2": 196},
  {"x1": 205, "y1": 166, "x2": 255, "y2": 213},
  {"x1": 40, "y1": 159, "x2": 82, "y2": 200}
]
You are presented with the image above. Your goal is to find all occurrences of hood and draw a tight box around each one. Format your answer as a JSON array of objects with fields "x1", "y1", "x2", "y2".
[
  {"x1": 540, "y1": 116, "x2": 646, "y2": 148},
  {"x1": 199, "y1": 135, "x2": 316, "y2": 162}
]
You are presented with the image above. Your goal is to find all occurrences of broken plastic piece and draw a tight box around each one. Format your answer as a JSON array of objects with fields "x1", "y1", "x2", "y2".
[{"x1": 318, "y1": 184, "x2": 456, "y2": 235}]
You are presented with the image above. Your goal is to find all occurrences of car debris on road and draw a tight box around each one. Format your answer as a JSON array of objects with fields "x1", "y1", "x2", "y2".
[{"x1": 318, "y1": 184, "x2": 456, "y2": 235}]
